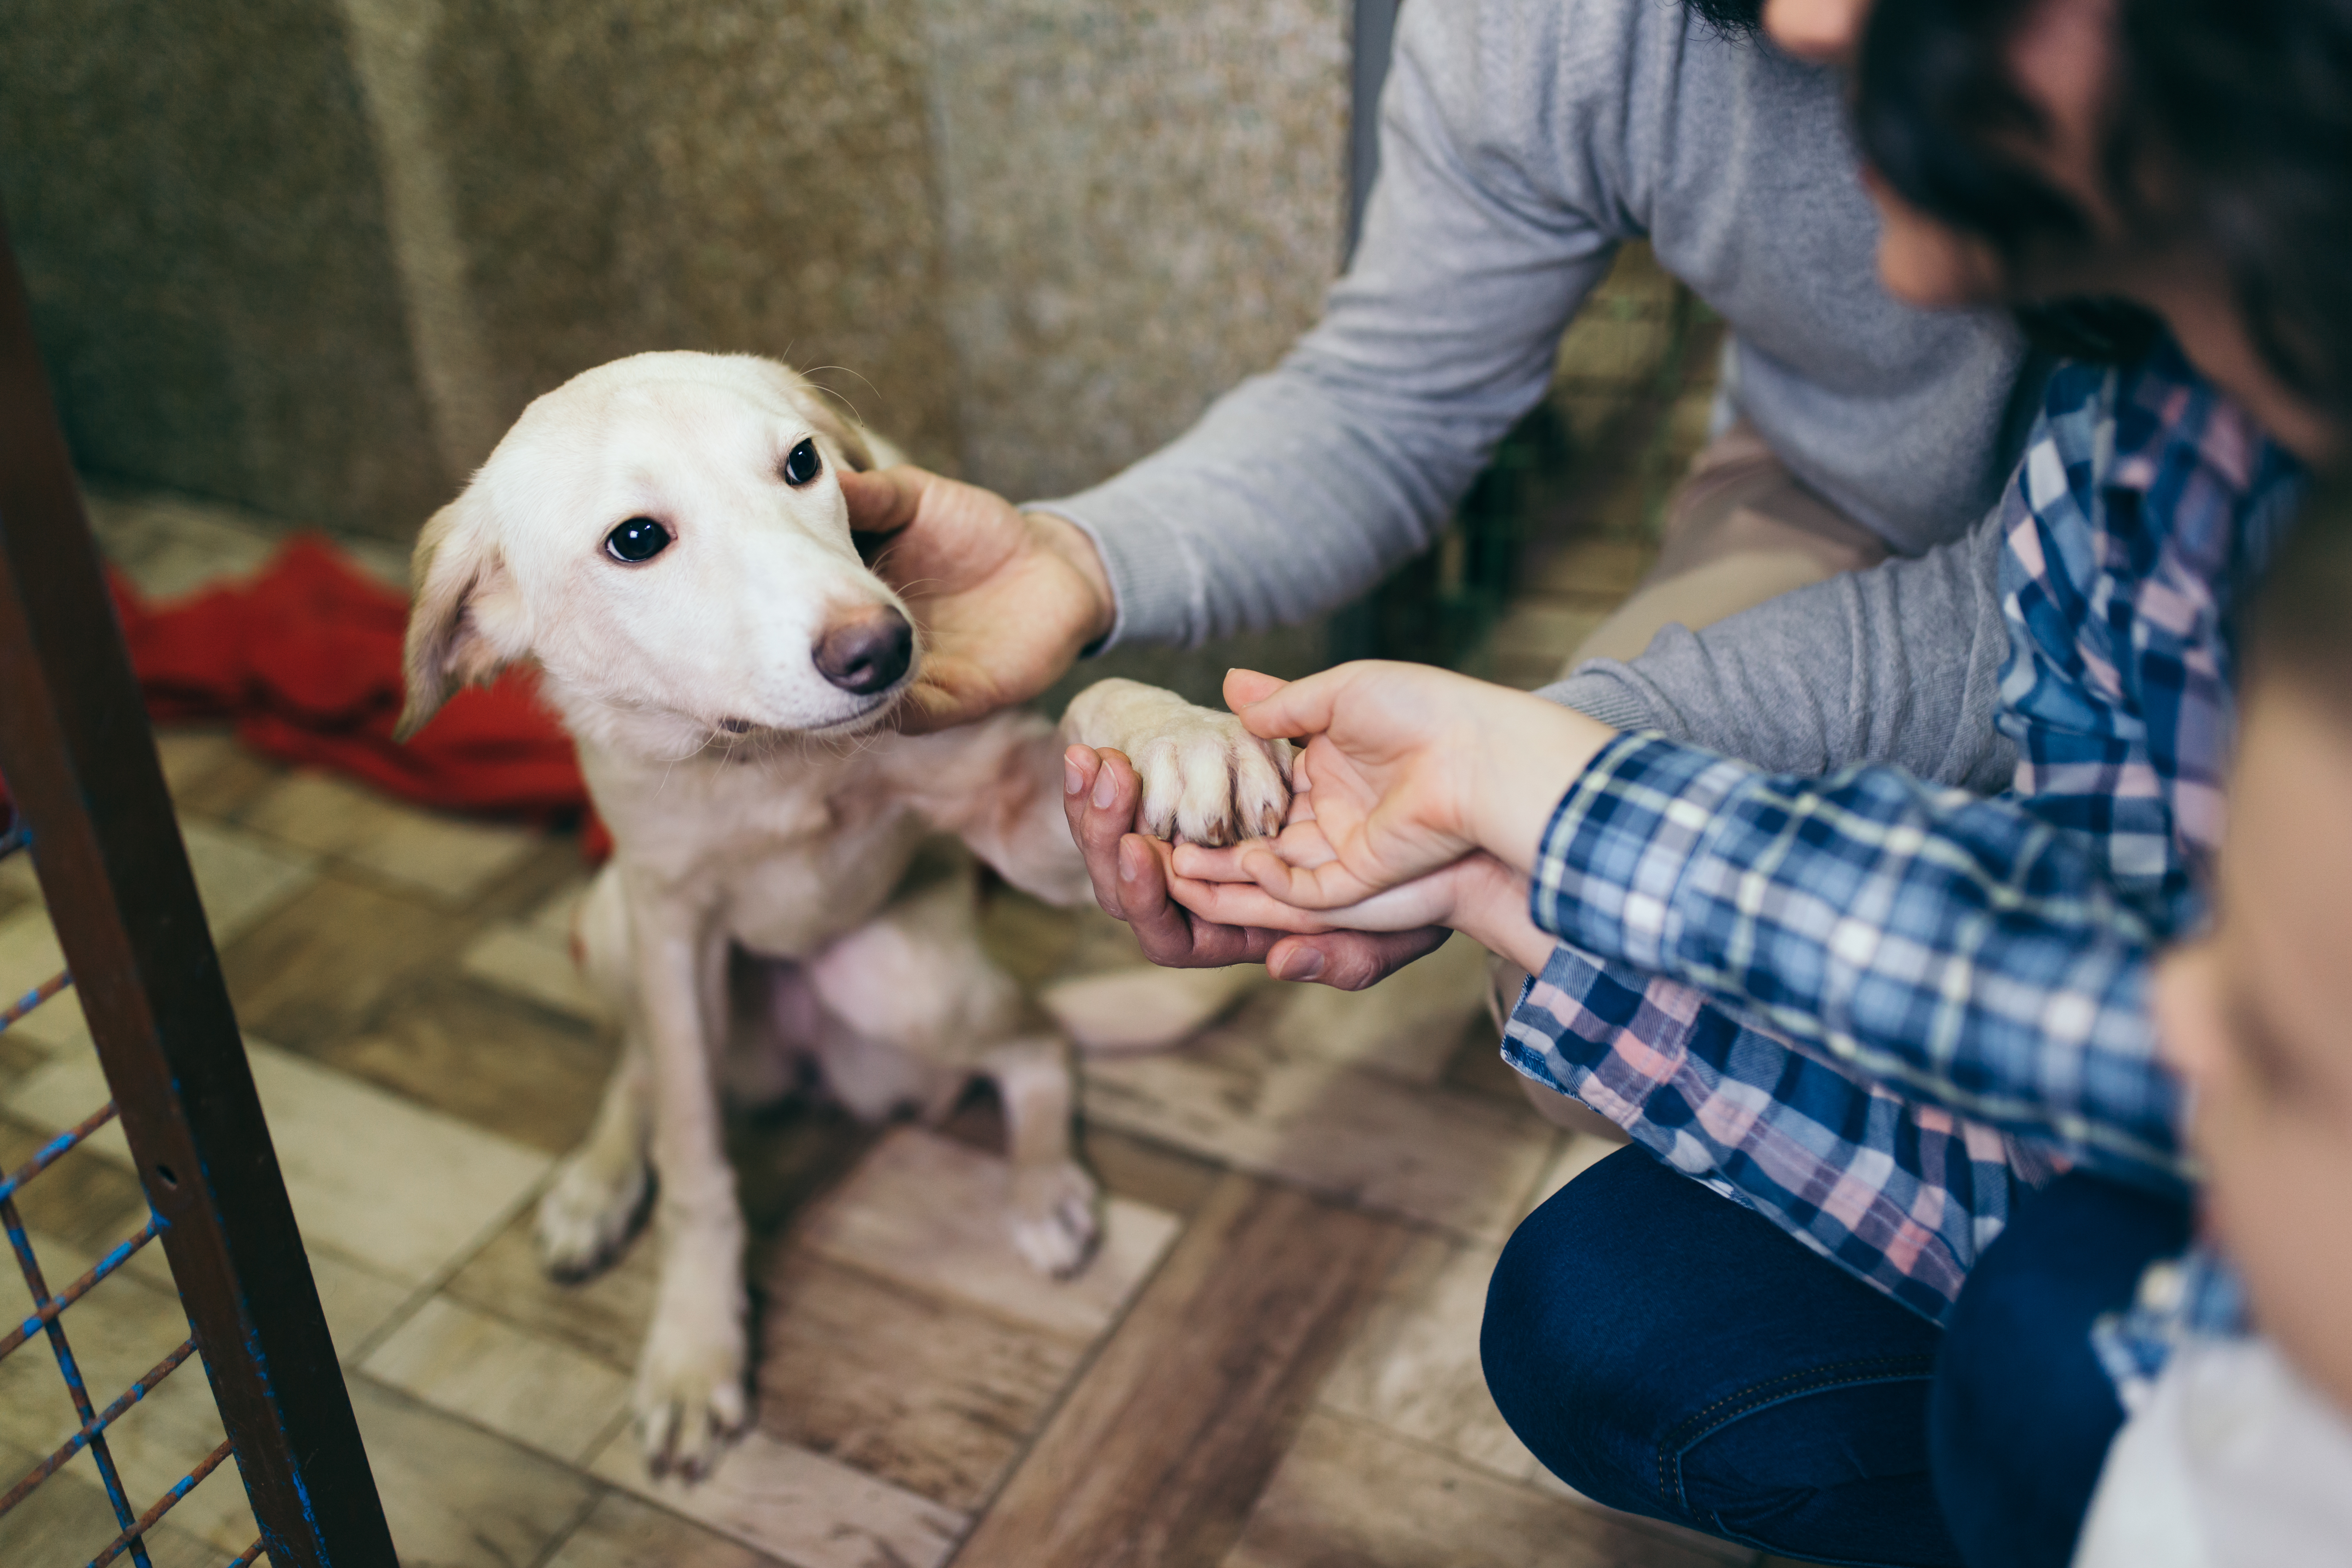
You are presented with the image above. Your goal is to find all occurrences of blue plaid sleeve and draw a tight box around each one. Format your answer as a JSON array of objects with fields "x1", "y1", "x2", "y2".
[
  {"x1": 1506, "y1": 940, "x2": 2063, "y2": 1321},
  {"x1": 1530, "y1": 730, "x2": 2187, "y2": 1177}
]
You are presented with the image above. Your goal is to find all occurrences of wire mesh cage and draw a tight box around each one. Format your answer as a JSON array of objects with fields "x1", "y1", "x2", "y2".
[{"x1": 0, "y1": 208, "x2": 398, "y2": 1566}]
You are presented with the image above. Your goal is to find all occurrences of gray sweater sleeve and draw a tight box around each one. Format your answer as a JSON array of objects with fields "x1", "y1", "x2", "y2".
[
  {"x1": 1035, "y1": 0, "x2": 1621, "y2": 648},
  {"x1": 1538, "y1": 508, "x2": 2019, "y2": 793}
]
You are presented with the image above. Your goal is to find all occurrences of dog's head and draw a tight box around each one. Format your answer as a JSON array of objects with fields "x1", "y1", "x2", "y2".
[{"x1": 398, "y1": 352, "x2": 913, "y2": 755}]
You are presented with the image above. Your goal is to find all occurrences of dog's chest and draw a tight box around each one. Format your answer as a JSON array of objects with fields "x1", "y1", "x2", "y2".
[
  {"x1": 588, "y1": 747, "x2": 927, "y2": 959},
  {"x1": 717, "y1": 808, "x2": 927, "y2": 959}
]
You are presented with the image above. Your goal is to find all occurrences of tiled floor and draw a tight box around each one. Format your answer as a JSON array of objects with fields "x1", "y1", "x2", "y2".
[{"x1": 0, "y1": 275, "x2": 1807, "y2": 1567}]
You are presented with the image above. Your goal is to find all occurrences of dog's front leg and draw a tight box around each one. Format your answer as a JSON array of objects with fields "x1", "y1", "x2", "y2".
[
  {"x1": 982, "y1": 1035, "x2": 1100, "y2": 1277},
  {"x1": 628, "y1": 897, "x2": 750, "y2": 1480}
]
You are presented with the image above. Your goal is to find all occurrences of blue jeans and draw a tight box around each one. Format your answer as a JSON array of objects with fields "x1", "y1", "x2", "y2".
[
  {"x1": 1482, "y1": 1147, "x2": 2188, "y2": 1566},
  {"x1": 1483, "y1": 1146, "x2": 1961, "y2": 1565},
  {"x1": 1929, "y1": 1170, "x2": 2192, "y2": 1568}
]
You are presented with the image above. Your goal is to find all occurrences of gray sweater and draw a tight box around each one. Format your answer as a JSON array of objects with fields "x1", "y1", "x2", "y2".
[{"x1": 1041, "y1": 0, "x2": 2034, "y2": 715}]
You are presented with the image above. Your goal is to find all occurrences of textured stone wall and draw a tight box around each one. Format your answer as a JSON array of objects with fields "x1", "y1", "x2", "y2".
[
  {"x1": 0, "y1": 0, "x2": 447, "y2": 536},
  {"x1": 0, "y1": 0, "x2": 1351, "y2": 549},
  {"x1": 926, "y1": 0, "x2": 1350, "y2": 503}
]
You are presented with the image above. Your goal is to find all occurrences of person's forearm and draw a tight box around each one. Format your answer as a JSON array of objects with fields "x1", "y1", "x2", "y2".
[
  {"x1": 1533, "y1": 732, "x2": 2180, "y2": 1167},
  {"x1": 1030, "y1": 0, "x2": 1615, "y2": 650},
  {"x1": 1463, "y1": 697, "x2": 1619, "y2": 875},
  {"x1": 1440, "y1": 854, "x2": 1556, "y2": 974},
  {"x1": 1534, "y1": 508, "x2": 2019, "y2": 793}
]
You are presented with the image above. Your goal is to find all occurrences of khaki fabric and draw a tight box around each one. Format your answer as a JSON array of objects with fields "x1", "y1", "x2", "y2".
[{"x1": 1565, "y1": 420, "x2": 1892, "y2": 671}]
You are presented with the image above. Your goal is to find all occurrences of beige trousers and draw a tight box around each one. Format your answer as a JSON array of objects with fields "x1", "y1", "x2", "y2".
[{"x1": 1505, "y1": 420, "x2": 1888, "y2": 1136}]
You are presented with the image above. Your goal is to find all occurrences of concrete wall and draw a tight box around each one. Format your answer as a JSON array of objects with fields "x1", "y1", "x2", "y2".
[
  {"x1": 0, "y1": 1, "x2": 448, "y2": 532},
  {"x1": 1, "y1": 0, "x2": 1350, "y2": 551}
]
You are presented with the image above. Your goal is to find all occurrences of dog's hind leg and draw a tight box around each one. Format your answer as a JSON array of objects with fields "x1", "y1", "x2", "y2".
[
  {"x1": 805, "y1": 867, "x2": 1101, "y2": 1275},
  {"x1": 539, "y1": 865, "x2": 653, "y2": 1280},
  {"x1": 983, "y1": 1035, "x2": 1100, "y2": 1278}
]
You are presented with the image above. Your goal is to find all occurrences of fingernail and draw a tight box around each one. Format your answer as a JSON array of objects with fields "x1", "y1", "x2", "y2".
[
  {"x1": 1118, "y1": 842, "x2": 1140, "y2": 882},
  {"x1": 1279, "y1": 949, "x2": 1324, "y2": 981},
  {"x1": 1092, "y1": 766, "x2": 1119, "y2": 809},
  {"x1": 1064, "y1": 757, "x2": 1085, "y2": 795}
]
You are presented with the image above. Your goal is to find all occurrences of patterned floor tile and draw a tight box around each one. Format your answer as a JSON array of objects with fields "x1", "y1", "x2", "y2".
[
  {"x1": 1265, "y1": 932, "x2": 1498, "y2": 1085},
  {"x1": 7, "y1": 1038, "x2": 548, "y2": 1284},
  {"x1": 0, "y1": 1229, "x2": 261, "y2": 1553},
  {"x1": 82, "y1": 487, "x2": 279, "y2": 600},
  {"x1": 542, "y1": 1491, "x2": 781, "y2": 1568},
  {"x1": 795, "y1": 1127, "x2": 1179, "y2": 1342},
  {"x1": 0, "y1": 906, "x2": 70, "y2": 1048},
  {"x1": 442, "y1": 1208, "x2": 659, "y2": 1372},
  {"x1": 238, "y1": 770, "x2": 539, "y2": 905},
  {"x1": 312, "y1": 973, "x2": 616, "y2": 1154},
  {"x1": 219, "y1": 873, "x2": 479, "y2": 1050},
  {"x1": 0, "y1": 1435, "x2": 234, "y2": 1568},
  {"x1": 588, "y1": 1424, "x2": 966, "y2": 1568},
  {"x1": 349, "y1": 1376, "x2": 600, "y2": 1568},
  {"x1": 0, "y1": 822, "x2": 310, "y2": 1057},
  {"x1": 1223, "y1": 1411, "x2": 1749, "y2": 1568},
  {"x1": 1317, "y1": 1233, "x2": 1537, "y2": 1481},
  {"x1": 753, "y1": 1252, "x2": 1084, "y2": 1510},
  {"x1": 956, "y1": 1175, "x2": 1409, "y2": 1568},
  {"x1": 179, "y1": 818, "x2": 319, "y2": 943},
  {"x1": 294, "y1": 1246, "x2": 417, "y2": 1361},
  {"x1": 361, "y1": 1294, "x2": 631, "y2": 1463},
  {"x1": 152, "y1": 728, "x2": 242, "y2": 802},
  {"x1": 1081, "y1": 1031, "x2": 1556, "y2": 1240},
  {"x1": 0, "y1": 1111, "x2": 148, "y2": 1251},
  {"x1": 462, "y1": 920, "x2": 606, "y2": 1024}
]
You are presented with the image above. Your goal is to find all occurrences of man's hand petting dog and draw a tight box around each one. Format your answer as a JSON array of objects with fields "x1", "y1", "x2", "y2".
[{"x1": 842, "y1": 463, "x2": 1115, "y2": 733}]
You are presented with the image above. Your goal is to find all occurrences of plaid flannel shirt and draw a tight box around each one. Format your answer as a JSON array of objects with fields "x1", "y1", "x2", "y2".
[{"x1": 1504, "y1": 342, "x2": 2302, "y2": 1322}]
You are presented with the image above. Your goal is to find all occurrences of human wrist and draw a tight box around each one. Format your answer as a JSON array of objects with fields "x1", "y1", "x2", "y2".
[
  {"x1": 1024, "y1": 510, "x2": 1117, "y2": 649},
  {"x1": 1447, "y1": 854, "x2": 1553, "y2": 974},
  {"x1": 1468, "y1": 698, "x2": 1618, "y2": 876}
]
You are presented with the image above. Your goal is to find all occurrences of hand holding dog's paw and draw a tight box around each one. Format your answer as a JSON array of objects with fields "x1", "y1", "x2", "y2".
[{"x1": 1064, "y1": 678, "x2": 1291, "y2": 846}]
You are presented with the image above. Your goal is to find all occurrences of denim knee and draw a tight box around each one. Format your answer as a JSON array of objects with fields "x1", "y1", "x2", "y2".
[
  {"x1": 1481, "y1": 1147, "x2": 1959, "y2": 1565},
  {"x1": 1930, "y1": 1172, "x2": 2192, "y2": 1568}
]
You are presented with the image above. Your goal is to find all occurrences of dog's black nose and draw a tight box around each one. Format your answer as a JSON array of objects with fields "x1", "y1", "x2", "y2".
[{"x1": 813, "y1": 606, "x2": 913, "y2": 694}]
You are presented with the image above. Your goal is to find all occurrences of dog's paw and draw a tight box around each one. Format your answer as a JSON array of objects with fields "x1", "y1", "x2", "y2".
[
  {"x1": 1131, "y1": 711, "x2": 1291, "y2": 847},
  {"x1": 537, "y1": 1152, "x2": 649, "y2": 1283},
  {"x1": 1009, "y1": 1161, "x2": 1101, "y2": 1277},
  {"x1": 632, "y1": 1315, "x2": 750, "y2": 1482}
]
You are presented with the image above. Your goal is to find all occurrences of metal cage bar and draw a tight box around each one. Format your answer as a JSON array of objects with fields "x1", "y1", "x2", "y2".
[{"x1": 0, "y1": 203, "x2": 398, "y2": 1565}]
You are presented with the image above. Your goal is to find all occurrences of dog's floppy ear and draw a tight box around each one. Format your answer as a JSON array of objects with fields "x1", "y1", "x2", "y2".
[
  {"x1": 763, "y1": 359, "x2": 879, "y2": 473},
  {"x1": 397, "y1": 494, "x2": 524, "y2": 740},
  {"x1": 803, "y1": 395, "x2": 878, "y2": 474}
]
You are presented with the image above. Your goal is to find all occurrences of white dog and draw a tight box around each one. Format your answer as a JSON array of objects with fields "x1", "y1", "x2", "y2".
[{"x1": 397, "y1": 352, "x2": 1288, "y2": 1478}]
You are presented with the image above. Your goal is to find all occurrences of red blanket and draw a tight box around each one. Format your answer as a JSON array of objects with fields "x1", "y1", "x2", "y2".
[{"x1": 107, "y1": 535, "x2": 604, "y2": 856}]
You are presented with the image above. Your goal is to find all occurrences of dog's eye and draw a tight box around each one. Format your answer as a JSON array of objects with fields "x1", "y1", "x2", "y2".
[
  {"x1": 605, "y1": 517, "x2": 672, "y2": 564},
  {"x1": 782, "y1": 438, "x2": 822, "y2": 487}
]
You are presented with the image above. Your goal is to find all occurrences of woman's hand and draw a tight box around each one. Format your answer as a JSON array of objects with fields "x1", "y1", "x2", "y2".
[
  {"x1": 1162, "y1": 838, "x2": 1558, "y2": 974},
  {"x1": 1172, "y1": 664, "x2": 1618, "y2": 910}
]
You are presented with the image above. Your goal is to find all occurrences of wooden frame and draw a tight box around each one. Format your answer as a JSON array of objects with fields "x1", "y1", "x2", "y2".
[{"x1": 0, "y1": 209, "x2": 398, "y2": 1566}]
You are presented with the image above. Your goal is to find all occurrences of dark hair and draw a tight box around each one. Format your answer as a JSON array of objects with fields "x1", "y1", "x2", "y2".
[
  {"x1": 1856, "y1": 0, "x2": 2352, "y2": 423},
  {"x1": 1684, "y1": 0, "x2": 1765, "y2": 35},
  {"x1": 2248, "y1": 476, "x2": 2352, "y2": 714}
]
